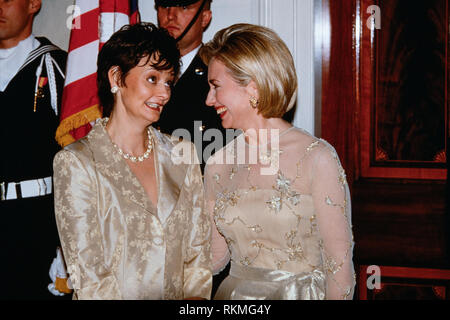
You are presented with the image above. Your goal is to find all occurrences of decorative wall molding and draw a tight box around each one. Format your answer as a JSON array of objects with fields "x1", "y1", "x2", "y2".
[{"x1": 258, "y1": 0, "x2": 272, "y2": 28}]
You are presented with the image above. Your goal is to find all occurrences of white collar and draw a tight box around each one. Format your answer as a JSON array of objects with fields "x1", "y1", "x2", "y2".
[
  {"x1": 179, "y1": 44, "x2": 201, "y2": 77},
  {"x1": 0, "y1": 35, "x2": 40, "y2": 92}
]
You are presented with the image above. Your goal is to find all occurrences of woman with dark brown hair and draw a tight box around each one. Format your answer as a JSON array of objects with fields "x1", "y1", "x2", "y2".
[{"x1": 53, "y1": 23, "x2": 212, "y2": 300}]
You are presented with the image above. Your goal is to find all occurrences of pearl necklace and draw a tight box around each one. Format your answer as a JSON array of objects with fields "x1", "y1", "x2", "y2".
[{"x1": 112, "y1": 126, "x2": 153, "y2": 163}]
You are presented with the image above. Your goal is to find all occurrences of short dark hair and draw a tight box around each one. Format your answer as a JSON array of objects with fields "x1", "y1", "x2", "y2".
[
  {"x1": 204, "y1": 0, "x2": 212, "y2": 11},
  {"x1": 97, "y1": 22, "x2": 180, "y2": 117}
]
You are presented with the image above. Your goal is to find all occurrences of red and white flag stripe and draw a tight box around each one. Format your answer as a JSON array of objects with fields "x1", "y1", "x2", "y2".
[{"x1": 56, "y1": 0, "x2": 139, "y2": 147}]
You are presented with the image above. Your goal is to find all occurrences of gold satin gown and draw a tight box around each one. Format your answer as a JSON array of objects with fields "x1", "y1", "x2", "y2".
[{"x1": 205, "y1": 127, "x2": 355, "y2": 300}]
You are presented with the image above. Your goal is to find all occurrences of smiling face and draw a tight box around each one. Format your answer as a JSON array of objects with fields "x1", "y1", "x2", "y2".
[
  {"x1": 0, "y1": 0, "x2": 41, "y2": 48},
  {"x1": 157, "y1": 1, "x2": 211, "y2": 56},
  {"x1": 206, "y1": 58, "x2": 257, "y2": 130},
  {"x1": 110, "y1": 55, "x2": 175, "y2": 126}
]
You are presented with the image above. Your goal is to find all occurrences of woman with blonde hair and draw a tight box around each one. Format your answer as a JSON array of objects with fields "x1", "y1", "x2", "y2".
[{"x1": 201, "y1": 23, "x2": 355, "y2": 300}]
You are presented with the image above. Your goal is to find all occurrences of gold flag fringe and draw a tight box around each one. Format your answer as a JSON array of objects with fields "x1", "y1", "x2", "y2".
[{"x1": 55, "y1": 104, "x2": 102, "y2": 147}]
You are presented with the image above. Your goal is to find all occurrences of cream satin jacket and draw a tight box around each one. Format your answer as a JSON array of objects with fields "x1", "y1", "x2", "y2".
[{"x1": 53, "y1": 120, "x2": 212, "y2": 300}]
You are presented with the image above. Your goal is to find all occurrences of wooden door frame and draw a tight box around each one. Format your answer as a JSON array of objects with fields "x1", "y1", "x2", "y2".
[{"x1": 320, "y1": 0, "x2": 449, "y2": 184}]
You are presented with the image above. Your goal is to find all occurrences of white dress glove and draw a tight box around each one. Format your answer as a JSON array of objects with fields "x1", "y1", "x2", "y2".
[{"x1": 48, "y1": 247, "x2": 72, "y2": 296}]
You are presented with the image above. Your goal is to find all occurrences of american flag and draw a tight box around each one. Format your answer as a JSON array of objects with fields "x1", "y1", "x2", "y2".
[{"x1": 56, "y1": 0, "x2": 140, "y2": 147}]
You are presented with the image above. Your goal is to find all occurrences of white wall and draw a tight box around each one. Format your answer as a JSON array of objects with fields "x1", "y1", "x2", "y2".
[
  {"x1": 33, "y1": 0, "x2": 318, "y2": 134},
  {"x1": 34, "y1": 0, "x2": 73, "y2": 50}
]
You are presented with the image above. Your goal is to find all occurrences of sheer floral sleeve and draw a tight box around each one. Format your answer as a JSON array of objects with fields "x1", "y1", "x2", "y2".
[
  {"x1": 204, "y1": 159, "x2": 231, "y2": 275},
  {"x1": 311, "y1": 143, "x2": 355, "y2": 300}
]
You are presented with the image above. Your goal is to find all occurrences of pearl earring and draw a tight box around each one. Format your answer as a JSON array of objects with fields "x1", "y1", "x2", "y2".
[{"x1": 111, "y1": 86, "x2": 119, "y2": 94}]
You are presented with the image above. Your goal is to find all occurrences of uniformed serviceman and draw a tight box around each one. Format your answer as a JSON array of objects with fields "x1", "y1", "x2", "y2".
[
  {"x1": 0, "y1": 0, "x2": 67, "y2": 299},
  {"x1": 153, "y1": 0, "x2": 229, "y2": 172}
]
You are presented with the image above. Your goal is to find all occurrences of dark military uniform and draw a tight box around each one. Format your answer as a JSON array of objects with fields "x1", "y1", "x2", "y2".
[
  {"x1": 0, "y1": 37, "x2": 67, "y2": 299},
  {"x1": 154, "y1": 53, "x2": 227, "y2": 172}
]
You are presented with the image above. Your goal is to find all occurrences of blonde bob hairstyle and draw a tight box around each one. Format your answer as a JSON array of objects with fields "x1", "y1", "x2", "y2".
[{"x1": 199, "y1": 23, "x2": 298, "y2": 118}]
